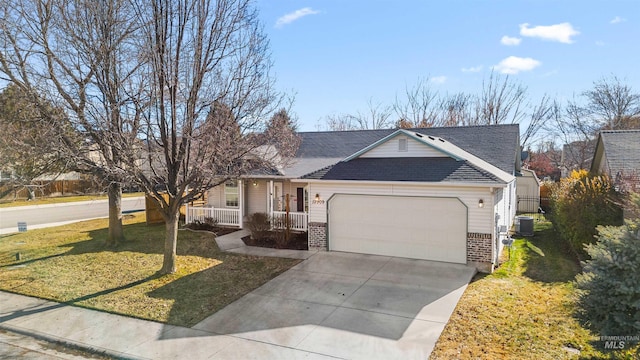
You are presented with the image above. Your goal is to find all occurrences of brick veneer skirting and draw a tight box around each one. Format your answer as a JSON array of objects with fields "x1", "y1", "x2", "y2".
[
  {"x1": 467, "y1": 232, "x2": 493, "y2": 263},
  {"x1": 308, "y1": 222, "x2": 327, "y2": 249}
]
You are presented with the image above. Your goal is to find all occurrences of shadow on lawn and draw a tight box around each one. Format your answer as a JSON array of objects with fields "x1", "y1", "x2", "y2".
[
  {"x1": 146, "y1": 252, "x2": 299, "y2": 328},
  {"x1": 2, "y1": 220, "x2": 221, "y2": 269},
  {"x1": 521, "y1": 221, "x2": 582, "y2": 283},
  {"x1": 0, "y1": 274, "x2": 160, "y2": 324}
]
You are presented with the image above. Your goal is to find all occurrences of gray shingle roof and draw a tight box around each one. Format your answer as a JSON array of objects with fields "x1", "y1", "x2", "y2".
[
  {"x1": 303, "y1": 157, "x2": 505, "y2": 183},
  {"x1": 294, "y1": 124, "x2": 519, "y2": 174},
  {"x1": 599, "y1": 130, "x2": 640, "y2": 176}
]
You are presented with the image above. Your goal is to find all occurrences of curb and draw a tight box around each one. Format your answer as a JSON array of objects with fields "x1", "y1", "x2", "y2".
[
  {"x1": 0, "y1": 218, "x2": 107, "y2": 235},
  {"x1": 0, "y1": 323, "x2": 143, "y2": 360},
  {"x1": 0, "y1": 197, "x2": 144, "y2": 212}
]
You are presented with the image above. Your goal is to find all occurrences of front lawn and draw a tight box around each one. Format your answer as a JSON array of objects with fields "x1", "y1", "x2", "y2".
[
  {"x1": 431, "y1": 219, "x2": 608, "y2": 359},
  {"x1": 0, "y1": 214, "x2": 300, "y2": 327}
]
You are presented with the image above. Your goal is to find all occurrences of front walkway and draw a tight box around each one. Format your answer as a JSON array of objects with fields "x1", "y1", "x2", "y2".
[{"x1": 213, "y1": 229, "x2": 317, "y2": 260}]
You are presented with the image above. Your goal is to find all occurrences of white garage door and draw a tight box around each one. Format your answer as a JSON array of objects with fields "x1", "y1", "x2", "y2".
[{"x1": 328, "y1": 194, "x2": 467, "y2": 264}]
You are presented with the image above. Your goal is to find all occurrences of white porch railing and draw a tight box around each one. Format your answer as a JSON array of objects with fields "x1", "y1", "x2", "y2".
[
  {"x1": 271, "y1": 211, "x2": 308, "y2": 231},
  {"x1": 185, "y1": 205, "x2": 241, "y2": 228}
]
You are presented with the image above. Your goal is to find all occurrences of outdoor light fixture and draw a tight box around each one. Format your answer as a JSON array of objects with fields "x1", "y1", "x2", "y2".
[
  {"x1": 315, "y1": 193, "x2": 320, "y2": 201},
  {"x1": 478, "y1": 199, "x2": 484, "y2": 208},
  {"x1": 312, "y1": 193, "x2": 325, "y2": 204},
  {"x1": 252, "y1": 181, "x2": 257, "y2": 187}
]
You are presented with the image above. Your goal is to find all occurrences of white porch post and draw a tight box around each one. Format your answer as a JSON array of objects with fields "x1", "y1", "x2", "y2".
[
  {"x1": 268, "y1": 180, "x2": 274, "y2": 219},
  {"x1": 238, "y1": 180, "x2": 244, "y2": 229}
]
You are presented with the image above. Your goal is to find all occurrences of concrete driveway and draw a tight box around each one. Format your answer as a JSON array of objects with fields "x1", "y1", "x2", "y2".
[{"x1": 194, "y1": 252, "x2": 476, "y2": 359}]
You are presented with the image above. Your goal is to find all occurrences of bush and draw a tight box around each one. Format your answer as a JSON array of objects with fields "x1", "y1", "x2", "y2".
[
  {"x1": 246, "y1": 212, "x2": 270, "y2": 240},
  {"x1": 548, "y1": 169, "x2": 623, "y2": 259},
  {"x1": 271, "y1": 215, "x2": 292, "y2": 248},
  {"x1": 186, "y1": 217, "x2": 218, "y2": 231},
  {"x1": 575, "y1": 193, "x2": 640, "y2": 352}
]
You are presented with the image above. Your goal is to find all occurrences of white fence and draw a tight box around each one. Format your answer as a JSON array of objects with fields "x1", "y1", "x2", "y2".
[
  {"x1": 185, "y1": 205, "x2": 241, "y2": 227},
  {"x1": 272, "y1": 211, "x2": 308, "y2": 231}
]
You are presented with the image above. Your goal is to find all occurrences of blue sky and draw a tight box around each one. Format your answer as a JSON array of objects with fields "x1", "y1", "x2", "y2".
[{"x1": 256, "y1": 1, "x2": 640, "y2": 131}]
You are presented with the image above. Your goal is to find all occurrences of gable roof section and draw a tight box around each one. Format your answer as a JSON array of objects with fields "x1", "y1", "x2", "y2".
[
  {"x1": 304, "y1": 157, "x2": 505, "y2": 183},
  {"x1": 591, "y1": 130, "x2": 640, "y2": 176},
  {"x1": 343, "y1": 129, "x2": 462, "y2": 161},
  {"x1": 303, "y1": 129, "x2": 515, "y2": 185},
  {"x1": 292, "y1": 124, "x2": 519, "y2": 174}
]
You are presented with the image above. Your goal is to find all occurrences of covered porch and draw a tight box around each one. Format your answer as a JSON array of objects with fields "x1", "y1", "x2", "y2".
[{"x1": 185, "y1": 179, "x2": 309, "y2": 231}]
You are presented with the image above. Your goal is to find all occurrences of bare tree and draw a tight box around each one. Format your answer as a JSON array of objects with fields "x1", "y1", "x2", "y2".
[
  {"x1": 0, "y1": 84, "x2": 69, "y2": 199},
  {"x1": 324, "y1": 98, "x2": 392, "y2": 131},
  {"x1": 0, "y1": 0, "x2": 144, "y2": 245},
  {"x1": 324, "y1": 113, "x2": 358, "y2": 131},
  {"x1": 353, "y1": 98, "x2": 392, "y2": 129},
  {"x1": 437, "y1": 92, "x2": 475, "y2": 127},
  {"x1": 476, "y1": 71, "x2": 527, "y2": 125},
  {"x1": 393, "y1": 78, "x2": 439, "y2": 128},
  {"x1": 554, "y1": 97, "x2": 597, "y2": 173},
  {"x1": 520, "y1": 94, "x2": 553, "y2": 147},
  {"x1": 135, "y1": 0, "x2": 296, "y2": 274},
  {"x1": 583, "y1": 75, "x2": 640, "y2": 130}
]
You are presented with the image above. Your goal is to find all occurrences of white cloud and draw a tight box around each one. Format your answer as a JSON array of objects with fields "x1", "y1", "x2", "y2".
[
  {"x1": 461, "y1": 66, "x2": 483, "y2": 73},
  {"x1": 493, "y1": 56, "x2": 541, "y2": 75},
  {"x1": 501, "y1": 36, "x2": 522, "y2": 46},
  {"x1": 275, "y1": 7, "x2": 320, "y2": 28},
  {"x1": 430, "y1": 76, "x2": 447, "y2": 84},
  {"x1": 519, "y1": 22, "x2": 580, "y2": 43},
  {"x1": 610, "y1": 16, "x2": 626, "y2": 24}
]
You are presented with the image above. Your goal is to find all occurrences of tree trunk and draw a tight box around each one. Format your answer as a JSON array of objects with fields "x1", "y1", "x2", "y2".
[
  {"x1": 161, "y1": 209, "x2": 180, "y2": 274},
  {"x1": 106, "y1": 182, "x2": 125, "y2": 246}
]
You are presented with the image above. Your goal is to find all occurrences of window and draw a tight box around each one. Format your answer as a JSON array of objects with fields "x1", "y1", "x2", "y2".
[
  {"x1": 225, "y1": 180, "x2": 239, "y2": 207},
  {"x1": 398, "y1": 138, "x2": 408, "y2": 152}
]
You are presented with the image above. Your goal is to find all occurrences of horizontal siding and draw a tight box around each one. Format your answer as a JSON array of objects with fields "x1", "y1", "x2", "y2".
[
  {"x1": 247, "y1": 181, "x2": 268, "y2": 215},
  {"x1": 360, "y1": 135, "x2": 448, "y2": 158},
  {"x1": 241, "y1": 180, "x2": 309, "y2": 215},
  {"x1": 494, "y1": 180, "x2": 516, "y2": 262},
  {"x1": 309, "y1": 182, "x2": 493, "y2": 234},
  {"x1": 515, "y1": 176, "x2": 540, "y2": 198},
  {"x1": 207, "y1": 185, "x2": 224, "y2": 208}
]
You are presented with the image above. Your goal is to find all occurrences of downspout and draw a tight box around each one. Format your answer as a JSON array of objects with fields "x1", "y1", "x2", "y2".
[
  {"x1": 238, "y1": 180, "x2": 244, "y2": 229},
  {"x1": 269, "y1": 180, "x2": 274, "y2": 219}
]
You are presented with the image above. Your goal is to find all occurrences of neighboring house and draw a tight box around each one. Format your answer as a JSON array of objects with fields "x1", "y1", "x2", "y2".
[
  {"x1": 189, "y1": 124, "x2": 521, "y2": 272},
  {"x1": 515, "y1": 168, "x2": 541, "y2": 213},
  {"x1": 590, "y1": 130, "x2": 640, "y2": 192},
  {"x1": 560, "y1": 139, "x2": 595, "y2": 178}
]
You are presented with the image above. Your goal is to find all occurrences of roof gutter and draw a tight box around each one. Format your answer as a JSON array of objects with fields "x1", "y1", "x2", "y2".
[{"x1": 297, "y1": 178, "x2": 509, "y2": 188}]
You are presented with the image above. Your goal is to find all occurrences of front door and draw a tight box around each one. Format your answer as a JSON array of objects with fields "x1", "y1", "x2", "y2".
[
  {"x1": 296, "y1": 187, "x2": 305, "y2": 212},
  {"x1": 273, "y1": 182, "x2": 283, "y2": 211}
]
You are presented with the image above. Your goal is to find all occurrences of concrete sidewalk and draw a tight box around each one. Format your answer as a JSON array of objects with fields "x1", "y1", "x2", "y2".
[{"x1": 0, "y1": 291, "x2": 334, "y2": 359}]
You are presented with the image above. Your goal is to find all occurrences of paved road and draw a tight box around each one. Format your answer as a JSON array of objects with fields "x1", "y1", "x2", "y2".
[
  {"x1": 0, "y1": 329, "x2": 107, "y2": 359},
  {"x1": 0, "y1": 197, "x2": 145, "y2": 233}
]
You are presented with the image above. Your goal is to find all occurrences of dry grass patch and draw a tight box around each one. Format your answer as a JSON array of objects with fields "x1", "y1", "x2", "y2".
[
  {"x1": 431, "y1": 219, "x2": 608, "y2": 360},
  {"x1": 0, "y1": 214, "x2": 299, "y2": 326},
  {"x1": 0, "y1": 192, "x2": 143, "y2": 208}
]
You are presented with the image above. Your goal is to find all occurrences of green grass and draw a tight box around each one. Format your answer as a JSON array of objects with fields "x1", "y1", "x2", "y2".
[
  {"x1": 0, "y1": 214, "x2": 299, "y2": 326},
  {"x1": 431, "y1": 218, "x2": 615, "y2": 360},
  {"x1": 0, "y1": 192, "x2": 144, "y2": 208}
]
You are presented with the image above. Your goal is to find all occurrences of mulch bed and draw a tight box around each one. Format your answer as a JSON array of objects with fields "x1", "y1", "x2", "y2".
[
  {"x1": 242, "y1": 231, "x2": 308, "y2": 250},
  {"x1": 184, "y1": 223, "x2": 239, "y2": 237}
]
